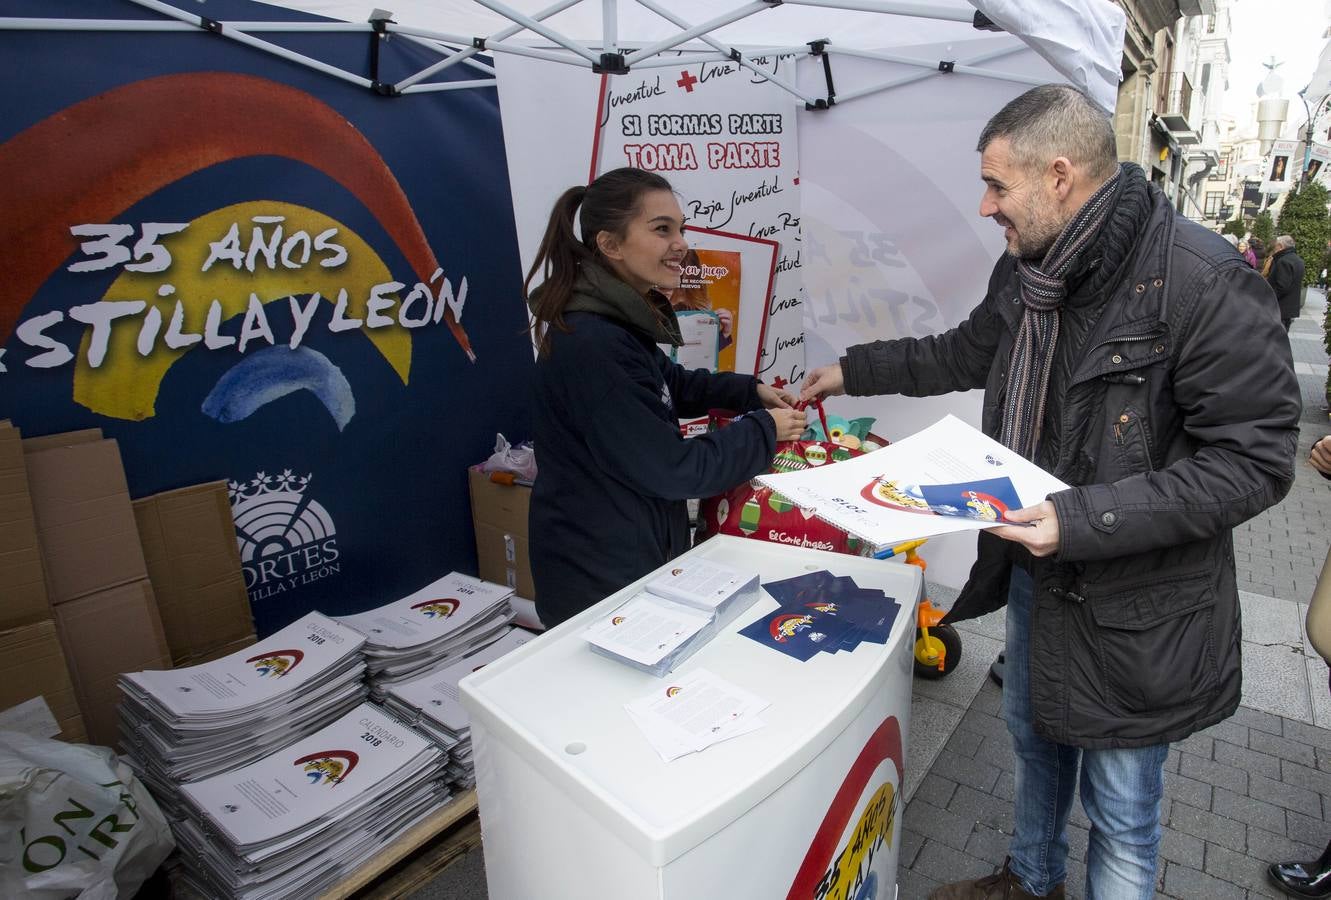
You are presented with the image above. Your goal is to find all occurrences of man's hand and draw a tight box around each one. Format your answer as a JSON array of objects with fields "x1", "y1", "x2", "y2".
[
  {"x1": 768, "y1": 407, "x2": 808, "y2": 441},
  {"x1": 990, "y1": 500, "x2": 1060, "y2": 557},
  {"x1": 801, "y1": 363, "x2": 846, "y2": 403},
  {"x1": 1311, "y1": 435, "x2": 1331, "y2": 476},
  {"x1": 757, "y1": 382, "x2": 796, "y2": 410}
]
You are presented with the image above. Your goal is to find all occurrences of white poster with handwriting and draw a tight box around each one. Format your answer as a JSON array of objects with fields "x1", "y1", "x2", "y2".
[{"x1": 497, "y1": 52, "x2": 806, "y2": 389}]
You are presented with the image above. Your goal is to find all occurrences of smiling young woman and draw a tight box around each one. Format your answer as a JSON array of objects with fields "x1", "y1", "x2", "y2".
[{"x1": 523, "y1": 167, "x2": 805, "y2": 627}]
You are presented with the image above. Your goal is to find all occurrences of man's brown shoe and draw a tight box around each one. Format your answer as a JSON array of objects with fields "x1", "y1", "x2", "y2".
[{"x1": 926, "y1": 858, "x2": 1066, "y2": 899}]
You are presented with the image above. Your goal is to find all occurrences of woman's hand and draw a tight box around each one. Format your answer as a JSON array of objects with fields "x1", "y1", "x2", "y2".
[
  {"x1": 768, "y1": 407, "x2": 808, "y2": 441},
  {"x1": 715, "y1": 307, "x2": 733, "y2": 339},
  {"x1": 757, "y1": 382, "x2": 796, "y2": 409},
  {"x1": 801, "y1": 364, "x2": 846, "y2": 403}
]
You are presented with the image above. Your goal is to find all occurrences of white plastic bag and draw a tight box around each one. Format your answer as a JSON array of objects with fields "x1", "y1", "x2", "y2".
[
  {"x1": 480, "y1": 432, "x2": 537, "y2": 483},
  {"x1": 0, "y1": 731, "x2": 174, "y2": 900}
]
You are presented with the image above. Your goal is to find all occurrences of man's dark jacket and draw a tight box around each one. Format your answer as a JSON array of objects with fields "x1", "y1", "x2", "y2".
[
  {"x1": 529, "y1": 262, "x2": 775, "y2": 628},
  {"x1": 1268, "y1": 246, "x2": 1306, "y2": 320},
  {"x1": 842, "y1": 166, "x2": 1300, "y2": 748}
]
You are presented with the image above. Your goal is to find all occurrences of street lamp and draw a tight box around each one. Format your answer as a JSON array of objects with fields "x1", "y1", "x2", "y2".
[
  {"x1": 1257, "y1": 60, "x2": 1288, "y2": 156},
  {"x1": 1256, "y1": 61, "x2": 1289, "y2": 213}
]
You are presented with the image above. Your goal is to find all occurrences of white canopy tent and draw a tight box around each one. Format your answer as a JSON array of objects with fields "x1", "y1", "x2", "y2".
[
  {"x1": 3, "y1": 0, "x2": 1127, "y2": 586},
  {"x1": 8, "y1": 1, "x2": 1124, "y2": 112}
]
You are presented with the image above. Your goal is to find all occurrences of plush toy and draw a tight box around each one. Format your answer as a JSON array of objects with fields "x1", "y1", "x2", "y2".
[{"x1": 803, "y1": 414, "x2": 881, "y2": 450}]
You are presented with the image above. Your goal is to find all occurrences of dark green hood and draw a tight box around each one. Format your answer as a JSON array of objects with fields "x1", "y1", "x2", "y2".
[{"x1": 529, "y1": 260, "x2": 682, "y2": 346}]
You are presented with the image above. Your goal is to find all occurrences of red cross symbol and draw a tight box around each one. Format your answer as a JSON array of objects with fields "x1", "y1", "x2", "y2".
[
  {"x1": 676, "y1": 70, "x2": 698, "y2": 92},
  {"x1": 771, "y1": 376, "x2": 788, "y2": 390}
]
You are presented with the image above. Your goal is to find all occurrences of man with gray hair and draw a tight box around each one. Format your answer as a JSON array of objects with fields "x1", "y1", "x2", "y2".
[
  {"x1": 1268, "y1": 233, "x2": 1306, "y2": 331},
  {"x1": 803, "y1": 84, "x2": 1300, "y2": 899}
]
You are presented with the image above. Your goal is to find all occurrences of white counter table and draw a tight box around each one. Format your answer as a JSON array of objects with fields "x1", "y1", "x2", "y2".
[{"x1": 460, "y1": 535, "x2": 921, "y2": 900}]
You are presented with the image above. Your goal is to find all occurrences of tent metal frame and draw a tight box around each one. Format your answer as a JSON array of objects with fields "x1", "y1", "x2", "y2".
[{"x1": 0, "y1": 0, "x2": 1034, "y2": 105}]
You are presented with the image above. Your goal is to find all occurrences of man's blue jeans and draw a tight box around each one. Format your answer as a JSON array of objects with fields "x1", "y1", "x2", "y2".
[{"x1": 1004, "y1": 566, "x2": 1169, "y2": 899}]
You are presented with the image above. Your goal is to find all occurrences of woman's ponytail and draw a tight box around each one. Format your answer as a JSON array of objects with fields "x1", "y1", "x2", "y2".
[
  {"x1": 526, "y1": 185, "x2": 593, "y2": 356},
  {"x1": 526, "y1": 168, "x2": 674, "y2": 357}
]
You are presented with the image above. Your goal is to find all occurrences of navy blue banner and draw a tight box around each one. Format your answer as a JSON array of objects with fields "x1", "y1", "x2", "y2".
[{"x1": 0, "y1": 0, "x2": 533, "y2": 635}]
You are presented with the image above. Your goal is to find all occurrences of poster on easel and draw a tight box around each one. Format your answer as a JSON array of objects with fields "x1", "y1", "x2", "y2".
[{"x1": 668, "y1": 247, "x2": 741, "y2": 372}]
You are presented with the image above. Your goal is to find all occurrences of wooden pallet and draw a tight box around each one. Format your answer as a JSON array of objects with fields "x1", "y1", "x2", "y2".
[{"x1": 320, "y1": 790, "x2": 480, "y2": 899}]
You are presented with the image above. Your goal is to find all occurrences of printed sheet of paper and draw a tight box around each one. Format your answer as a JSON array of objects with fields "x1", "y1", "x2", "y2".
[
  {"x1": 583, "y1": 593, "x2": 712, "y2": 668},
  {"x1": 180, "y1": 703, "x2": 436, "y2": 846},
  {"x1": 625, "y1": 668, "x2": 768, "y2": 761},
  {"x1": 673, "y1": 310, "x2": 721, "y2": 371},
  {"x1": 122, "y1": 612, "x2": 365, "y2": 717},
  {"x1": 756, "y1": 415, "x2": 1069, "y2": 547},
  {"x1": 647, "y1": 559, "x2": 755, "y2": 612},
  {"x1": 338, "y1": 572, "x2": 514, "y2": 650},
  {"x1": 386, "y1": 627, "x2": 533, "y2": 732},
  {"x1": 0, "y1": 696, "x2": 60, "y2": 739}
]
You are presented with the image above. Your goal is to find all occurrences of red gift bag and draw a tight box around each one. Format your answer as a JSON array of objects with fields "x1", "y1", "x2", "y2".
[{"x1": 695, "y1": 404, "x2": 878, "y2": 556}]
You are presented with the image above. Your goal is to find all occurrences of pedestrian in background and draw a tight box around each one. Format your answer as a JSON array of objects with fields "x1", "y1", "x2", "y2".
[
  {"x1": 1252, "y1": 236, "x2": 1268, "y2": 273},
  {"x1": 1268, "y1": 234, "x2": 1307, "y2": 332},
  {"x1": 803, "y1": 84, "x2": 1300, "y2": 900}
]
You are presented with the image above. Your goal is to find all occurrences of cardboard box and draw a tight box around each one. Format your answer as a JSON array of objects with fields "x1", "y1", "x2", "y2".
[
  {"x1": 20, "y1": 427, "x2": 103, "y2": 453},
  {"x1": 25, "y1": 439, "x2": 148, "y2": 605},
  {"x1": 0, "y1": 422, "x2": 49, "y2": 630},
  {"x1": 52, "y1": 578, "x2": 170, "y2": 748},
  {"x1": 174, "y1": 634, "x2": 257, "y2": 668},
  {"x1": 468, "y1": 467, "x2": 535, "y2": 599},
  {"x1": 133, "y1": 481, "x2": 256, "y2": 664},
  {"x1": 0, "y1": 620, "x2": 88, "y2": 743}
]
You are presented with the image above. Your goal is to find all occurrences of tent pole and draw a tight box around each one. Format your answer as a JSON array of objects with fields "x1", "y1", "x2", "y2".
[
  {"x1": 393, "y1": 0, "x2": 581, "y2": 90},
  {"x1": 783, "y1": 0, "x2": 973, "y2": 23},
  {"x1": 829, "y1": 43, "x2": 1044, "y2": 91},
  {"x1": 454, "y1": 38, "x2": 595, "y2": 67},
  {"x1": 603, "y1": 0, "x2": 617, "y2": 54},
  {"x1": 0, "y1": 18, "x2": 195, "y2": 31},
  {"x1": 399, "y1": 79, "x2": 499, "y2": 94},
  {"x1": 190, "y1": 21, "x2": 372, "y2": 32},
  {"x1": 631, "y1": 0, "x2": 820, "y2": 106},
  {"x1": 629, "y1": 53, "x2": 734, "y2": 69},
  {"x1": 470, "y1": 0, "x2": 601, "y2": 65},
  {"x1": 623, "y1": 2, "x2": 773, "y2": 66},
  {"x1": 827, "y1": 43, "x2": 1030, "y2": 104},
  {"x1": 0, "y1": 19, "x2": 378, "y2": 32},
  {"x1": 396, "y1": 34, "x2": 497, "y2": 76},
  {"x1": 126, "y1": 0, "x2": 377, "y2": 90}
]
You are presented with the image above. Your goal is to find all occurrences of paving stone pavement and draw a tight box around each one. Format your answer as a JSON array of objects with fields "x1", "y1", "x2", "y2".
[{"x1": 898, "y1": 293, "x2": 1331, "y2": 900}]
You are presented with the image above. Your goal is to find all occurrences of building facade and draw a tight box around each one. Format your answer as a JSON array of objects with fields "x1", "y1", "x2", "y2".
[{"x1": 1111, "y1": 0, "x2": 1228, "y2": 222}]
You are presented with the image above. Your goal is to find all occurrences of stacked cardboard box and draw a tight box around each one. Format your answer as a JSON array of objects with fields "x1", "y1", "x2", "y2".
[
  {"x1": 468, "y1": 466, "x2": 535, "y2": 600},
  {"x1": 133, "y1": 482, "x2": 255, "y2": 665},
  {"x1": 1, "y1": 424, "x2": 257, "y2": 748},
  {"x1": 0, "y1": 422, "x2": 85, "y2": 742},
  {"x1": 22, "y1": 433, "x2": 172, "y2": 746}
]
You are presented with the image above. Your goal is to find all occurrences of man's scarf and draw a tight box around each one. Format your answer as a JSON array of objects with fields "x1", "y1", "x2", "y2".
[{"x1": 1000, "y1": 166, "x2": 1122, "y2": 460}]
